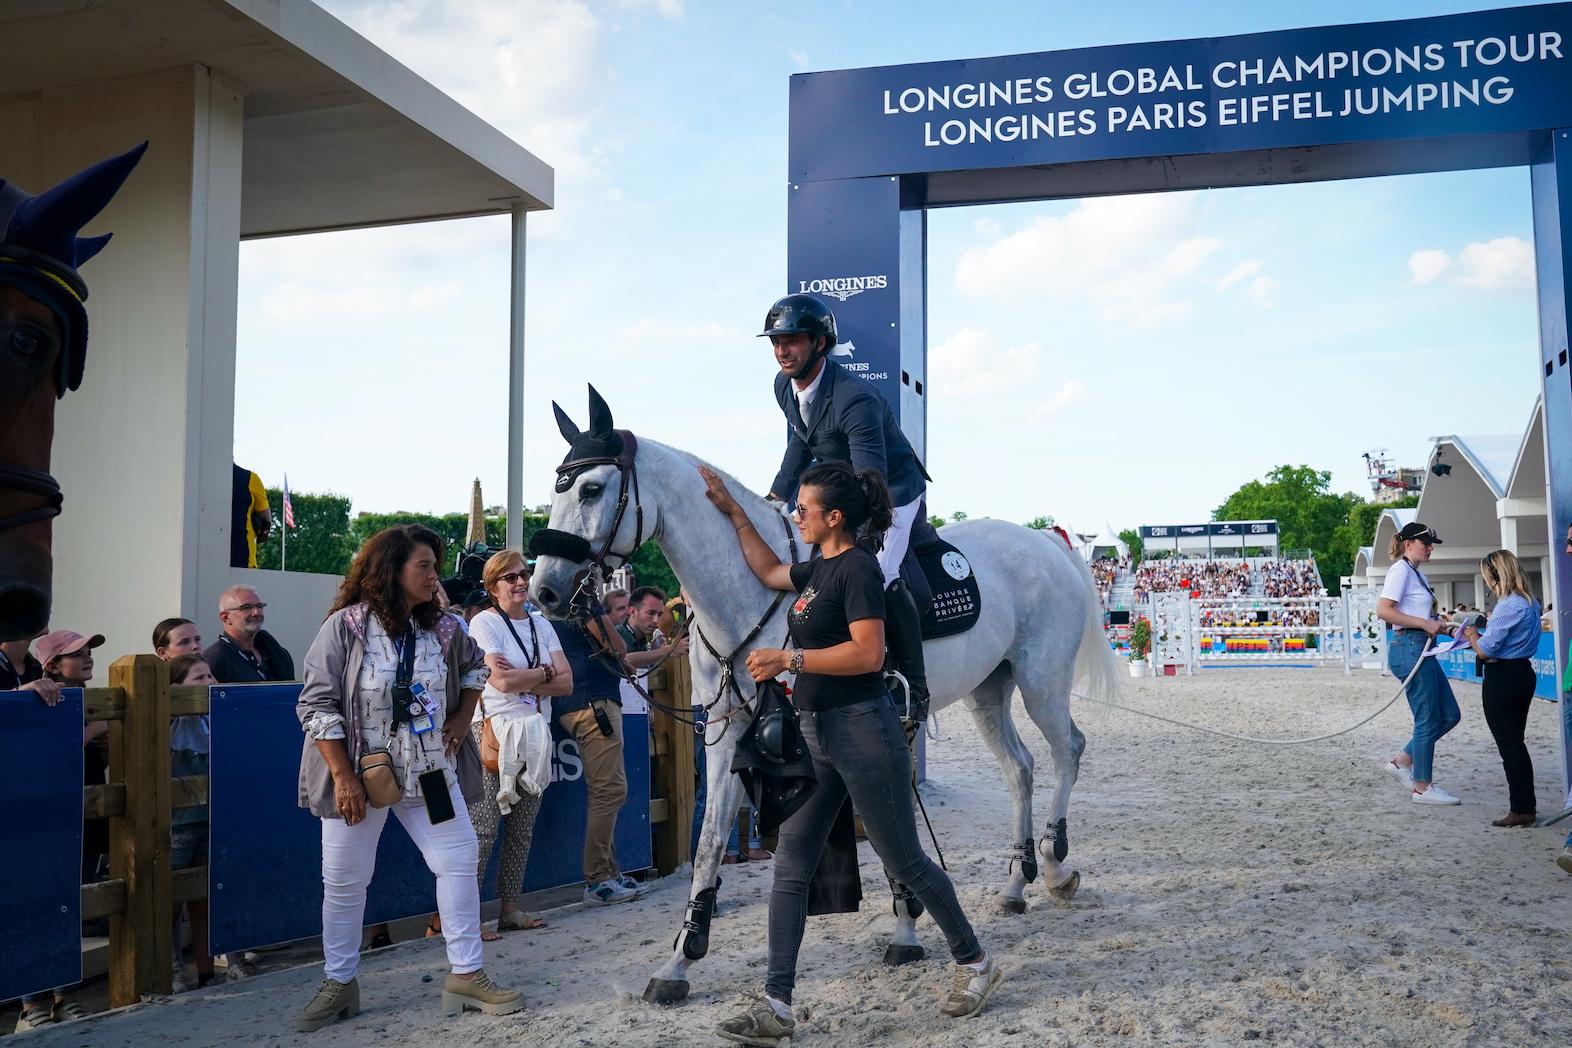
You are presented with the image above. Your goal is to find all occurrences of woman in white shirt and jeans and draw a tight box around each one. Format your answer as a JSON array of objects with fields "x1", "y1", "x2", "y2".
[
  {"x1": 464, "y1": 550, "x2": 572, "y2": 935},
  {"x1": 1377, "y1": 522, "x2": 1462, "y2": 805}
]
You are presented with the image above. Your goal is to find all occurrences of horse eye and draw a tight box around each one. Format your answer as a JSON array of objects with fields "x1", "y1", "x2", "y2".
[
  {"x1": 6, "y1": 326, "x2": 49, "y2": 361},
  {"x1": 580, "y1": 483, "x2": 604, "y2": 501}
]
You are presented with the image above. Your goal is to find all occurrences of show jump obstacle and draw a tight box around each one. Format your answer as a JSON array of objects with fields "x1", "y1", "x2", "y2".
[{"x1": 786, "y1": 4, "x2": 1572, "y2": 787}]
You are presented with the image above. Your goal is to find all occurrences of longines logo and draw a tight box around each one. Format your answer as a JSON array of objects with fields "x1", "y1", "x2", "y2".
[{"x1": 797, "y1": 274, "x2": 889, "y2": 301}]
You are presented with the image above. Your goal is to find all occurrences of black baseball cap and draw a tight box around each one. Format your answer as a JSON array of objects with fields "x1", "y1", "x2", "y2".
[
  {"x1": 462, "y1": 589, "x2": 491, "y2": 610},
  {"x1": 1398, "y1": 522, "x2": 1442, "y2": 544}
]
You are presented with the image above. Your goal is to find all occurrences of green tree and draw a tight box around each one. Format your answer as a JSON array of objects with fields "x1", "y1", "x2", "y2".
[
  {"x1": 1118, "y1": 527, "x2": 1144, "y2": 564},
  {"x1": 950, "y1": 510, "x2": 969, "y2": 522},
  {"x1": 1329, "y1": 496, "x2": 1418, "y2": 581},
  {"x1": 1025, "y1": 516, "x2": 1052, "y2": 530},
  {"x1": 257, "y1": 489, "x2": 354, "y2": 575},
  {"x1": 1213, "y1": 465, "x2": 1363, "y2": 591},
  {"x1": 928, "y1": 514, "x2": 947, "y2": 530}
]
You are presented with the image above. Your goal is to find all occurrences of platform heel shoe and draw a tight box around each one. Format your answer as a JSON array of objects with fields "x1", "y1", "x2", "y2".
[
  {"x1": 441, "y1": 970, "x2": 524, "y2": 1017},
  {"x1": 296, "y1": 978, "x2": 360, "y2": 1032}
]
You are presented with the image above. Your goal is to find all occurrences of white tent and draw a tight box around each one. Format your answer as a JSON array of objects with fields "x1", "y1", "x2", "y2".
[{"x1": 1088, "y1": 524, "x2": 1129, "y2": 560}]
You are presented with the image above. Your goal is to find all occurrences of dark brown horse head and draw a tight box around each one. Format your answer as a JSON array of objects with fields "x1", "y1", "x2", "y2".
[
  {"x1": 0, "y1": 284, "x2": 63, "y2": 638},
  {"x1": 0, "y1": 141, "x2": 146, "y2": 641}
]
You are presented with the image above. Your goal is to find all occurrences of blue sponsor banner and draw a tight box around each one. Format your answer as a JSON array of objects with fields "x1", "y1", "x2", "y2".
[
  {"x1": 209, "y1": 683, "x2": 649, "y2": 956},
  {"x1": 0, "y1": 689, "x2": 85, "y2": 1001},
  {"x1": 790, "y1": 5, "x2": 1572, "y2": 183},
  {"x1": 1388, "y1": 630, "x2": 1561, "y2": 700}
]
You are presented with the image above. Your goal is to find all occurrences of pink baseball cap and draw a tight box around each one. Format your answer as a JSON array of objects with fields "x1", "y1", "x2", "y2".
[{"x1": 32, "y1": 630, "x2": 105, "y2": 666}]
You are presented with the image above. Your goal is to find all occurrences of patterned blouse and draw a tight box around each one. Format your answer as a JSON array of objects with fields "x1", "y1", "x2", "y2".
[{"x1": 310, "y1": 613, "x2": 488, "y2": 799}]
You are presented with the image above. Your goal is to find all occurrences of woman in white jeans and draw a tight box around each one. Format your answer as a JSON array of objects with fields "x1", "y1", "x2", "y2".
[{"x1": 294, "y1": 524, "x2": 522, "y2": 1032}]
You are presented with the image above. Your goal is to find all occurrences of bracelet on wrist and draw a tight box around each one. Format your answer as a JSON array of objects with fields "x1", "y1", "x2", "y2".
[{"x1": 789, "y1": 648, "x2": 805, "y2": 674}]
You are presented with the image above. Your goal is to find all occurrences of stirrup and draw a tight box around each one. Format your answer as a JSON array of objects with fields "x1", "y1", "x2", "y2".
[{"x1": 884, "y1": 668, "x2": 912, "y2": 715}]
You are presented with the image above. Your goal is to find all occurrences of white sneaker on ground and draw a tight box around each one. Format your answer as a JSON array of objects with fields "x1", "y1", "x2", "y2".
[
  {"x1": 619, "y1": 873, "x2": 653, "y2": 897},
  {"x1": 1383, "y1": 760, "x2": 1414, "y2": 790},
  {"x1": 1412, "y1": 784, "x2": 1460, "y2": 805},
  {"x1": 940, "y1": 954, "x2": 1005, "y2": 1018},
  {"x1": 584, "y1": 879, "x2": 637, "y2": 906}
]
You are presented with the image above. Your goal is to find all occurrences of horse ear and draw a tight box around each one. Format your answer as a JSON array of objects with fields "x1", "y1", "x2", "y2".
[
  {"x1": 586, "y1": 384, "x2": 615, "y2": 437},
  {"x1": 553, "y1": 401, "x2": 581, "y2": 444}
]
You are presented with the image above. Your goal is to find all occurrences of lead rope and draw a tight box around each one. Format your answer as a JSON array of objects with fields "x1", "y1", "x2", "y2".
[{"x1": 1069, "y1": 634, "x2": 1435, "y2": 746}]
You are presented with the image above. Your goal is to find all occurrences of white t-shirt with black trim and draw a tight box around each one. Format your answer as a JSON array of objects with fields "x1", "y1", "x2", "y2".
[
  {"x1": 1379, "y1": 559, "x2": 1435, "y2": 620},
  {"x1": 468, "y1": 607, "x2": 563, "y2": 722}
]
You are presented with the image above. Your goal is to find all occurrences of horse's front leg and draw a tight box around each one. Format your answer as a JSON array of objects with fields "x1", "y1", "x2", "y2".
[{"x1": 644, "y1": 720, "x2": 746, "y2": 1005}]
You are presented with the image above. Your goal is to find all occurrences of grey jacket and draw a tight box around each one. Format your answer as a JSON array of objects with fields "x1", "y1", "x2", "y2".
[
  {"x1": 769, "y1": 362, "x2": 929, "y2": 506},
  {"x1": 296, "y1": 604, "x2": 486, "y2": 818}
]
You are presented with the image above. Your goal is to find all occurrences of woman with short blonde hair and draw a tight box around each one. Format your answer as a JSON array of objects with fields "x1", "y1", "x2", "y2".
[{"x1": 1461, "y1": 549, "x2": 1543, "y2": 827}]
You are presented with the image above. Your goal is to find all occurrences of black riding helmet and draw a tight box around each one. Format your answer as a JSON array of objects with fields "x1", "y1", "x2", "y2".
[{"x1": 759, "y1": 293, "x2": 837, "y2": 354}]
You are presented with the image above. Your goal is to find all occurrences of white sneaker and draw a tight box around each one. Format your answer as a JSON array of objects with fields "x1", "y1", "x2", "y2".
[
  {"x1": 1383, "y1": 760, "x2": 1414, "y2": 790},
  {"x1": 619, "y1": 873, "x2": 653, "y2": 897},
  {"x1": 1412, "y1": 784, "x2": 1460, "y2": 805},
  {"x1": 584, "y1": 879, "x2": 637, "y2": 906}
]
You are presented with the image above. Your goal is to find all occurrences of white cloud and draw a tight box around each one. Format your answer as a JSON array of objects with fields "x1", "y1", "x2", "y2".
[
  {"x1": 954, "y1": 195, "x2": 1224, "y2": 330},
  {"x1": 1215, "y1": 259, "x2": 1262, "y2": 292},
  {"x1": 1408, "y1": 248, "x2": 1452, "y2": 285},
  {"x1": 788, "y1": 49, "x2": 810, "y2": 70},
  {"x1": 317, "y1": 1, "x2": 678, "y2": 181},
  {"x1": 1037, "y1": 379, "x2": 1085, "y2": 418},
  {"x1": 1455, "y1": 236, "x2": 1535, "y2": 291},
  {"x1": 930, "y1": 328, "x2": 1041, "y2": 396},
  {"x1": 1408, "y1": 237, "x2": 1533, "y2": 292},
  {"x1": 1247, "y1": 274, "x2": 1280, "y2": 308}
]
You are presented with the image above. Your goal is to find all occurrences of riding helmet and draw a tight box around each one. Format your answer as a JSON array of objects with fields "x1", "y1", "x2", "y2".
[{"x1": 759, "y1": 293, "x2": 837, "y2": 353}]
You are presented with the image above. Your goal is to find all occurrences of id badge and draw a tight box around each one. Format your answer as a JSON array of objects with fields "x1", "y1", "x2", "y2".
[{"x1": 409, "y1": 681, "x2": 438, "y2": 735}]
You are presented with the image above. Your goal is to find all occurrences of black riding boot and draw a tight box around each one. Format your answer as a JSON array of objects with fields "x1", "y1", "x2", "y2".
[{"x1": 884, "y1": 579, "x2": 930, "y2": 723}]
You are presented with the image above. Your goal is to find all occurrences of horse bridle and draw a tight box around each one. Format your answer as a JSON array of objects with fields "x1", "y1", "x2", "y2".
[
  {"x1": 0, "y1": 461, "x2": 63, "y2": 532},
  {"x1": 547, "y1": 427, "x2": 802, "y2": 743}
]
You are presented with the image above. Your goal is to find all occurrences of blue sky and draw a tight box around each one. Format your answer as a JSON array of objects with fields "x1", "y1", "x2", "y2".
[{"x1": 235, "y1": 0, "x2": 1547, "y2": 536}]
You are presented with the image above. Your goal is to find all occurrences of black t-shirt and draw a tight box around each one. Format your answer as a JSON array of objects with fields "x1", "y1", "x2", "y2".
[
  {"x1": 787, "y1": 547, "x2": 888, "y2": 711},
  {"x1": 0, "y1": 650, "x2": 43, "y2": 691}
]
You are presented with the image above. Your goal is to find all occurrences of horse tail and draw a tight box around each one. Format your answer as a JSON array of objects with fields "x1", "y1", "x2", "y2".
[{"x1": 1057, "y1": 535, "x2": 1122, "y2": 711}]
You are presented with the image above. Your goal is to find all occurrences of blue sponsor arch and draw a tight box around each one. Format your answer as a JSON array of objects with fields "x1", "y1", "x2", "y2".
[{"x1": 786, "y1": 3, "x2": 1572, "y2": 787}]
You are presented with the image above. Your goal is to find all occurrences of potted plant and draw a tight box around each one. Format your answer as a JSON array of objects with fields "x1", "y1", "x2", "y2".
[{"x1": 1129, "y1": 617, "x2": 1151, "y2": 677}]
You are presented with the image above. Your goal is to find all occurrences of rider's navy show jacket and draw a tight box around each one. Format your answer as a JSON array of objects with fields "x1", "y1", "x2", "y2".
[{"x1": 769, "y1": 361, "x2": 929, "y2": 506}]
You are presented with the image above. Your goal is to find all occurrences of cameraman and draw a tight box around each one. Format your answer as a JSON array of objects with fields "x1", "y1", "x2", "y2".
[{"x1": 554, "y1": 594, "x2": 647, "y2": 906}]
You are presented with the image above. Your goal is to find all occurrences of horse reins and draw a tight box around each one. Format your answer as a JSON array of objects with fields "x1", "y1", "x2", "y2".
[
  {"x1": 0, "y1": 461, "x2": 63, "y2": 532},
  {"x1": 553, "y1": 430, "x2": 801, "y2": 745}
]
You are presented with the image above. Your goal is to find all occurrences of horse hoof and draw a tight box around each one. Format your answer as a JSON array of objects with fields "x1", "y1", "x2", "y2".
[
  {"x1": 642, "y1": 978, "x2": 690, "y2": 1005},
  {"x1": 882, "y1": 943, "x2": 925, "y2": 966},
  {"x1": 997, "y1": 895, "x2": 1027, "y2": 915},
  {"x1": 1048, "y1": 870, "x2": 1081, "y2": 905}
]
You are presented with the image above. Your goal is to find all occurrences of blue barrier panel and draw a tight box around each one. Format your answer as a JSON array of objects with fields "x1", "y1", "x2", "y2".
[
  {"x1": 209, "y1": 683, "x2": 650, "y2": 956},
  {"x1": 1386, "y1": 630, "x2": 1561, "y2": 701},
  {"x1": 0, "y1": 689, "x2": 85, "y2": 1001}
]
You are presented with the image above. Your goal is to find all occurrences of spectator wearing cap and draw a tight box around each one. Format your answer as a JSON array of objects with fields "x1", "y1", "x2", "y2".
[
  {"x1": 204, "y1": 585, "x2": 295, "y2": 683},
  {"x1": 153, "y1": 617, "x2": 202, "y2": 660},
  {"x1": 1378, "y1": 522, "x2": 1462, "y2": 805},
  {"x1": 460, "y1": 590, "x2": 492, "y2": 625}
]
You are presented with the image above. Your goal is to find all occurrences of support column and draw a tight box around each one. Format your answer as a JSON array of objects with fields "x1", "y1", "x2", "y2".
[
  {"x1": 1501, "y1": 514, "x2": 1520, "y2": 553},
  {"x1": 1529, "y1": 129, "x2": 1572, "y2": 794},
  {"x1": 1474, "y1": 573, "x2": 1488, "y2": 611},
  {"x1": 507, "y1": 205, "x2": 527, "y2": 550}
]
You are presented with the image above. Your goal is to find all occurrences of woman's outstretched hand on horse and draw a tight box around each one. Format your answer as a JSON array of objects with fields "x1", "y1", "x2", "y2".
[
  {"x1": 699, "y1": 465, "x2": 743, "y2": 521},
  {"x1": 699, "y1": 465, "x2": 795, "y2": 591},
  {"x1": 746, "y1": 647, "x2": 791, "y2": 681}
]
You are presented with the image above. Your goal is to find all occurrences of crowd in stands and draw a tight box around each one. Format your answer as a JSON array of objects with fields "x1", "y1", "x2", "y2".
[
  {"x1": 1132, "y1": 557, "x2": 1325, "y2": 602},
  {"x1": 2, "y1": 529, "x2": 732, "y2": 1031},
  {"x1": 1259, "y1": 559, "x2": 1325, "y2": 598},
  {"x1": 1090, "y1": 555, "x2": 1128, "y2": 606},
  {"x1": 1199, "y1": 607, "x2": 1322, "y2": 629}
]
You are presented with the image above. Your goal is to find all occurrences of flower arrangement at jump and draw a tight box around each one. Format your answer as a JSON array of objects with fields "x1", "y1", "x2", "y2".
[{"x1": 1129, "y1": 617, "x2": 1151, "y2": 663}]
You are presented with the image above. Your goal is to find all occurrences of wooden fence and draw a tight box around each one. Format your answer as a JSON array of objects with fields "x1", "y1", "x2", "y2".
[{"x1": 77, "y1": 653, "x2": 698, "y2": 1007}]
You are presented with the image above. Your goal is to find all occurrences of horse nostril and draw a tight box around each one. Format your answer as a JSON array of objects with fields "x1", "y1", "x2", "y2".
[{"x1": 538, "y1": 587, "x2": 559, "y2": 609}]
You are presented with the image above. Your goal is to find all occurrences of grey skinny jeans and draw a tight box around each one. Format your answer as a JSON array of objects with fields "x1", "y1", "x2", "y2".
[{"x1": 765, "y1": 692, "x2": 982, "y2": 1003}]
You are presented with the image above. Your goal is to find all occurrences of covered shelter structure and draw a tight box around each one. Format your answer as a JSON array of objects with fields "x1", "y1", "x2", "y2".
[
  {"x1": 1086, "y1": 523, "x2": 1130, "y2": 561},
  {"x1": 0, "y1": 0, "x2": 551, "y2": 663},
  {"x1": 1366, "y1": 402, "x2": 1553, "y2": 614}
]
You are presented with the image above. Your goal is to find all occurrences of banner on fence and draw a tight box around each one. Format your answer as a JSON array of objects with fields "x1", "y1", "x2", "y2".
[
  {"x1": 209, "y1": 684, "x2": 651, "y2": 956},
  {"x1": 1423, "y1": 630, "x2": 1561, "y2": 701},
  {"x1": 0, "y1": 690, "x2": 86, "y2": 1002}
]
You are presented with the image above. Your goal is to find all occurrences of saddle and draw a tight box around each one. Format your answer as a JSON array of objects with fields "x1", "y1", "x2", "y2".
[{"x1": 901, "y1": 517, "x2": 983, "y2": 640}]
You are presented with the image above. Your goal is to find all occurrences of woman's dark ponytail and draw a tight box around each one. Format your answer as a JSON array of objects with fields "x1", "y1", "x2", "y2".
[
  {"x1": 858, "y1": 469, "x2": 893, "y2": 537},
  {"x1": 799, "y1": 461, "x2": 893, "y2": 547}
]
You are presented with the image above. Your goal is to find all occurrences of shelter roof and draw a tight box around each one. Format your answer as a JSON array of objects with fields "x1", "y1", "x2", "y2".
[
  {"x1": 0, "y1": 0, "x2": 552, "y2": 236},
  {"x1": 1506, "y1": 398, "x2": 1546, "y2": 501}
]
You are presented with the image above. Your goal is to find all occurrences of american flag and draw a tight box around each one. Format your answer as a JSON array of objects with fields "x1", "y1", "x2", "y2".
[{"x1": 282, "y1": 475, "x2": 296, "y2": 529}]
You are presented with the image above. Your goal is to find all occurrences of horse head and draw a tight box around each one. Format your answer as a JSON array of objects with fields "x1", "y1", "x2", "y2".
[
  {"x1": 528, "y1": 384, "x2": 647, "y2": 617},
  {"x1": 0, "y1": 141, "x2": 146, "y2": 641}
]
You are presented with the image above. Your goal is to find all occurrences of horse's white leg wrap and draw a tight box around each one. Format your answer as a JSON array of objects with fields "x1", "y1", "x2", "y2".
[{"x1": 646, "y1": 721, "x2": 746, "y2": 1003}]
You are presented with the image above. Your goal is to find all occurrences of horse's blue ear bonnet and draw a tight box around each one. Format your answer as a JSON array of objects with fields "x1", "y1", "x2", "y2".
[
  {"x1": 0, "y1": 140, "x2": 147, "y2": 397},
  {"x1": 534, "y1": 384, "x2": 642, "y2": 569}
]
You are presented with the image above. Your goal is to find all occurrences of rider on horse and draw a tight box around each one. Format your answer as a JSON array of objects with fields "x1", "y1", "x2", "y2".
[{"x1": 762, "y1": 293, "x2": 931, "y2": 727}]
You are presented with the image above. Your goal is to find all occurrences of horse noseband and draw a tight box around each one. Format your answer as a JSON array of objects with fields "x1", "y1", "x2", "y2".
[
  {"x1": 0, "y1": 461, "x2": 63, "y2": 532},
  {"x1": 528, "y1": 528, "x2": 593, "y2": 564}
]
